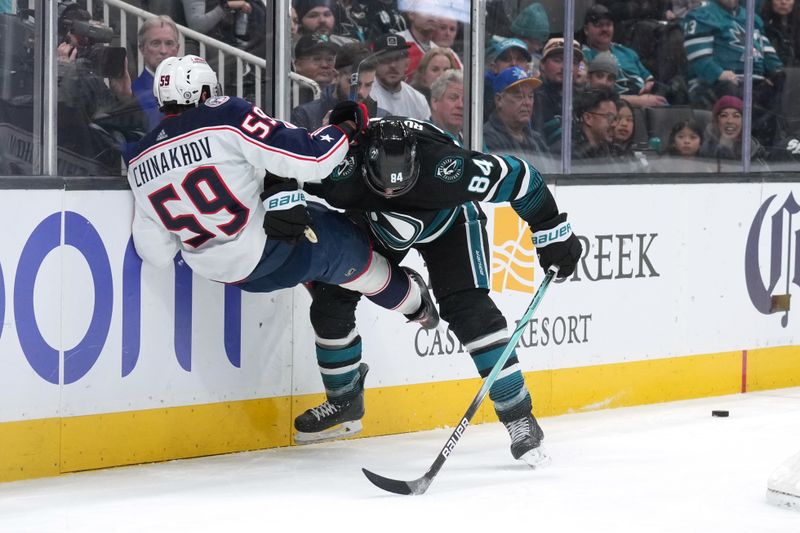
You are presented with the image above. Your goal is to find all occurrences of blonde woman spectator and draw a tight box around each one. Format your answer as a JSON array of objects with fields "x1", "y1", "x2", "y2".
[{"x1": 411, "y1": 47, "x2": 460, "y2": 102}]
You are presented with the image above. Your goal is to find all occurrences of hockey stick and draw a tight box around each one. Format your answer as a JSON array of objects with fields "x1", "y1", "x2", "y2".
[{"x1": 362, "y1": 267, "x2": 558, "y2": 495}]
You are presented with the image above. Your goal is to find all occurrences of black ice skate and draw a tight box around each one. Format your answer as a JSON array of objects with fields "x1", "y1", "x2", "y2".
[
  {"x1": 503, "y1": 413, "x2": 551, "y2": 468},
  {"x1": 294, "y1": 363, "x2": 369, "y2": 444},
  {"x1": 402, "y1": 267, "x2": 440, "y2": 330}
]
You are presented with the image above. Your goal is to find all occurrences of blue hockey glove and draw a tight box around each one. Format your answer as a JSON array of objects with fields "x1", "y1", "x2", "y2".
[{"x1": 531, "y1": 213, "x2": 582, "y2": 278}]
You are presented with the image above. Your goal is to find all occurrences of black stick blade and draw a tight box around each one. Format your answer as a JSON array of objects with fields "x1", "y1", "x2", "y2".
[{"x1": 362, "y1": 468, "x2": 432, "y2": 495}]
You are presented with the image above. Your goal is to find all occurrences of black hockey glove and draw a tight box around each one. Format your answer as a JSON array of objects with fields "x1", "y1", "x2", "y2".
[
  {"x1": 260, "y1": 177, "x2": 312, "y2": 244},
  {"x1": 329, "y1": 100, "x2": 369, "y2": 144},
  {"x1": 530, "y1": 213, "x2": 582, "y2": 278}
]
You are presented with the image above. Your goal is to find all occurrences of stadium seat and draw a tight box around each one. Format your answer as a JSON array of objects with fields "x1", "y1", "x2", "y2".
[
  {"x1": 645, "y1": 105, "x2": 695, "y2": 147},
  {"x1": 781, "y1": 67, "x2": 800, "y2": 136}
]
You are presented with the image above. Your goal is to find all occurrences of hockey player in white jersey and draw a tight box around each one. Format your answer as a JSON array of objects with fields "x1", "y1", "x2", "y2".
[{"x1": 126, "y1": 55, "x2": 438, "y2": 333}]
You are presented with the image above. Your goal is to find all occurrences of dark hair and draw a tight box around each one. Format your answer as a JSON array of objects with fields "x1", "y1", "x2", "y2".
[
  {"x1": 665, "y1": 119, "x2": 703, "y2": 156},
  {"x1": 574, "y1": 86, "x2": 618, "y2": 121},
  {"x1": 760, "y1": 0, "x2": 800, "y2": 65},
  {"x1": 613, "y1": 99, "x2": 635, "y2": 146}
]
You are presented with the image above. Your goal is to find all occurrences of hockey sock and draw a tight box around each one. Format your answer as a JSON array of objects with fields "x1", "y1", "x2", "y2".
[
  {"x1": 340, "y1": 252, "x2": 421, "y2": 315},
  {"x1": 316, "y1": 330, "x2": 364, "y2": 402},
  {"x1": 466, "y1": 330, "x2": 532, "y2": 422}
]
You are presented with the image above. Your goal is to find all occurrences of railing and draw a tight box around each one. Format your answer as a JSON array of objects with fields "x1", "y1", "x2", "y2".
[{"x1": 32, "y1": 0, "x2": 320, "y2": 108}]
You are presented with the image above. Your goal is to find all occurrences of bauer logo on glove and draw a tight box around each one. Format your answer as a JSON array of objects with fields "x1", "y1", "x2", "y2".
[
  {"x1": 532, "y1": 221, "x2": 572, "y2": 246},
  {"x1": 530, "y1": 213, "x2": 582, "y2": 278},
  {"x1": 266, "y1": 190, "x2": 306, "y2": 210}
]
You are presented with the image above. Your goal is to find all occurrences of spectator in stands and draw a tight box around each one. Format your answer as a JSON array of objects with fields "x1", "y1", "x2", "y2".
[
  {"x1": 572, "y1": 87, "x2": 619, "y2": 161},
  {"x1": 334, "y1": 0, "x2": 368, "y2": 42},
  {"x1": 664, "y1": 119, "x2": 704, "y2": 157},
  {"x1": 587, "y1": 51, "x2": 618, "y2": 91},
  {"x1": 532, "y1": 37, "x2": 584, "y2": 150},
  {"x1": 370, "y1": 33, "x2": 430, "y2": 119},
  {"x1": 295, "y1": 0, "x2": 355, "y2": 45},
  {"x1": 700, "y1": 95, "x2": 767, "y2": 161},
  {"x1": 483, "y1": 66, "x2": 548, "y2": 156},
  {"x1": 362, "y1": 0, "x2": 406, "y2": 42},
  {"x1": 57, "y1": 4, "x2": 145, "y2": 174},
  {"x1": 484, "y1": 38, "x2": 533, "y2": 121},
  {"x1": 429, "y1": 68, "x2": 464, "y2": 139},
  {"x1": 292, "y1": 6, "x2": 300, "y2": 42},
  {"x1": 293, "y1": 33, "x2": 339, "y2": 105},
  {"x1": 684, "y1": 0, "x2": 785, "y2": 146},
  {"x1": 610, "y1": 99, "x2": 645, "y2": 170},
  {"x1": 434, "y1": 17, "x2": 459, "y2": 49},
  {"x1": 133, "y1": 16, "x2": 180, "y2": 132},
  {"x1": 667, "y1": 0, "x2": 705, "y2": 20},
  {"x1": 761, "y1": 0, "x2": 800, "y2": 66},
  {"x1": 411, "y1": 47, "x2": 461, "y2": 102},
  {"x1": 510, "y1": 2, "x2": 550, "y2": 58},
  {"x1": 291, "y1": 43, "x2": 383, "y2": 130},
  {"x1": 582, "y1": 4, "x2": 667, "y2": 108},
  {"x1": 397, "y1": 7, "x2": 438, "y2": 80}
]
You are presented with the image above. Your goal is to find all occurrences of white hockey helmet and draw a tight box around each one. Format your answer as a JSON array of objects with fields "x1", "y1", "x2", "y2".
[{"x1": 153, "y1": 55, "x2": 221, "y2": 108}]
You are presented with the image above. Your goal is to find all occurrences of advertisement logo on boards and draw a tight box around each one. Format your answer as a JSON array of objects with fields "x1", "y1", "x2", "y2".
[
  {"x1": 490, "y1": 206, "x2": 660, "y2": 294},
  {"x1": 745, "y1": 193, "x2": 799, "y2": 327}
]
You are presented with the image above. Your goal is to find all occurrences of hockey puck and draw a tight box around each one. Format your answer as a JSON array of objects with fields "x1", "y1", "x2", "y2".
[{"x1": 711, "y1": 410, "x2": 729, "y2": 417}]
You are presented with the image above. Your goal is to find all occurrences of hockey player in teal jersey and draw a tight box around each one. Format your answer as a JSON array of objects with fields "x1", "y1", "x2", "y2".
[
  {"x1": 290, "y1": 114, "x2": 582, "y2": 466},
  {"x1": 683, "y1": 0, "x2": 785, "y2": 145}
]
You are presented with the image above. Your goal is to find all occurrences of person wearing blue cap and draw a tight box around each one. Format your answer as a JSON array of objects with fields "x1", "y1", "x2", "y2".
[
  {"x1": 483, "y1": 37, "x2": 533, "y2": 121},
  {"x1": 483, "y1": 66, "x2": 549, "y2": 157}
]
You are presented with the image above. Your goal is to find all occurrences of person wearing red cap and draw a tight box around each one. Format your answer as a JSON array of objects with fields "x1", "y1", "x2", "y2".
[{"x1": 699, "y1": 95, "x2": 767, "y2": 162}]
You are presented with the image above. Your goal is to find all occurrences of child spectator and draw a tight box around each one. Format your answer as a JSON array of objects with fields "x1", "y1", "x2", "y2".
[{"x1": 665, "y1": 119, "x2": 704, "y2": 157}]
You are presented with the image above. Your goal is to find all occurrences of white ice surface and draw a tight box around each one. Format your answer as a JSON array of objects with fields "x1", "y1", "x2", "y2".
[{"x1": 1, "y1": 388, "x2": 800, "y2": 532}]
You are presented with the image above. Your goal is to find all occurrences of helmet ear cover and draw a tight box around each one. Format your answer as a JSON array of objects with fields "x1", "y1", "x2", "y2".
[
  {"x1": 153, "y1": 55, "x2": 222, "y2": 108},
  {"x1": 362, "y1": 119, "x2": 420, "y2": 198}
]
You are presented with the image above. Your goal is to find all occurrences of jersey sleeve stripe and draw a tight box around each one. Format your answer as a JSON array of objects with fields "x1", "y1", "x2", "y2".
[
  {"x1": 129, "y1": 125, "x2": 347, "y2": 167},
  {"x1": 482, "y1": 155, "x2": 508, "y2": 201}
]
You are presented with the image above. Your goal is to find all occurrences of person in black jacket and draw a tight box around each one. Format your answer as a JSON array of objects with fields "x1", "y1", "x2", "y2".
[{"x1": 290, "y1": 115, "x2": 582, "y2": 466}]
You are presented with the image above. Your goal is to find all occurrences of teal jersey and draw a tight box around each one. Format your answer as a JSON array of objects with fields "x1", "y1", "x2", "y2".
[
  {"x1": 583, "y1": 44, "x2": 653, "y2": 95},
  {"x1": 683, "y1": 1, "x2": 782, "y2": 85}
]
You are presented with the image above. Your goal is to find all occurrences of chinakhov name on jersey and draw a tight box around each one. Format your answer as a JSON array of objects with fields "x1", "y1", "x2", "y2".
[{"x1": 130, "y1": 136, "x2": 213, "y2": 188}]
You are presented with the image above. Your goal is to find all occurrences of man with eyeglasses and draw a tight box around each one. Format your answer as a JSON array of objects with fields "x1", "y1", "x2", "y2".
[
  {"x1": 133, "y1": 16, "x2": 181, "y2": 131},
  {"x1": 572, "y1": 87, "x2": 620, "y2": 162},
  {"x1": 369, "y1": 33, "x2": 430, "y2": 120},
  {"x1": 483, "y1": 66, "x2": 548, "y2": 158}
]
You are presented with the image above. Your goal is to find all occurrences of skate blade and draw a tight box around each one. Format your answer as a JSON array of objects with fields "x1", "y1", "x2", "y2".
[
  {"x1": 518, "y1": 446, "x2": 552, "y2": 469},
  {"x1": 767, "y1": 489, "x2": 800, "y2": 511},
  {"x1": 293, "y1": 420, "x2": 363, "y2": 445}
]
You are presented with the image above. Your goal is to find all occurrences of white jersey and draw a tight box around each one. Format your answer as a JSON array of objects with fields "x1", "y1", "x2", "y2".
[{"x1": 126, "y1": 96, "x2": 350, "y2": 282}]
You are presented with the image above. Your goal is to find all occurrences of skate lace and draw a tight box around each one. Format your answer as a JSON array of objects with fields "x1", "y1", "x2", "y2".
[
  {"x1": 505, "y1": 417, "x2": 531, "y2": 443},
  {"x1": 310, "y1": 401, "x2": 339, "y2": 421}
]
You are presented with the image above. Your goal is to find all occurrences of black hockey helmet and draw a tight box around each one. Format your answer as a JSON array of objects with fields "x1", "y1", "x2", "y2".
[{"x1": 362, "y1": 118, "x2": 420, "y2": 198}]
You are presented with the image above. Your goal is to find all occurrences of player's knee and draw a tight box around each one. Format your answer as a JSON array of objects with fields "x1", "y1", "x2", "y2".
[
  {"x1": 438, "y1": 289, "x2": 507, "y2": 343},
  {"x1": 309, "y1": 283, "x2": 360, "y2": 338}
]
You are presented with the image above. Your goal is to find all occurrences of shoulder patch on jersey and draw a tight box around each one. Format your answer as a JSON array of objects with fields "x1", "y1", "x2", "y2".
[
  {"x1": 331, "y1": 154, "x2": 357, "y2": 181},
  {"x1": 204, "y1": 95, "x2": 230, "y2": 108},
  {"x1": 434, "y1": 156, "x2": 464, "y2": 183}
]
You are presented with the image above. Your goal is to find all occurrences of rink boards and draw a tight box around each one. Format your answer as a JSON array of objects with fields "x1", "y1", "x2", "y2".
[{"x1": 0, "y1": 183, "x2": 798, "y2": 482}]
